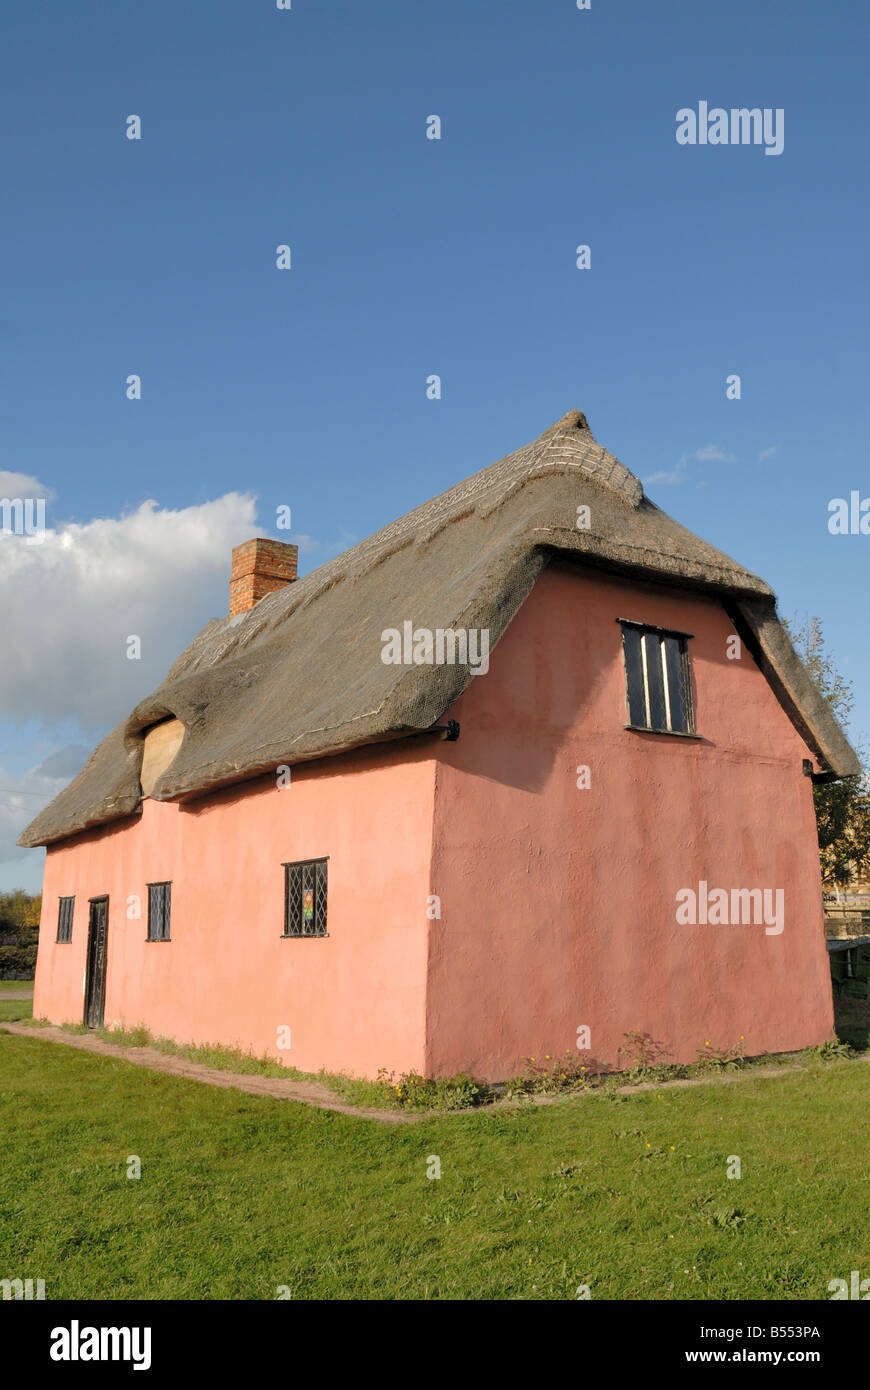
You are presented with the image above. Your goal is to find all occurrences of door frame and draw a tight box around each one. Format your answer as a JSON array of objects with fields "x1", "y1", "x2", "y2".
[{"x1": 84, "y1": 895, "x2": 109, "y2": 1029}]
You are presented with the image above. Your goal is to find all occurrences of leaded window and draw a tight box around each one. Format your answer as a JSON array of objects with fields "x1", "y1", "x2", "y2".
[
  {"x1": 283, "y1": 859, "x2": 328, "y2": 937},
  {"x1": 147, "y1": 882, "x2": 172, "y2": 942}
]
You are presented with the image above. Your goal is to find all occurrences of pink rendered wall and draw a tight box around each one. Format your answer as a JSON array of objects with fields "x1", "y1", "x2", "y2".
[
  {"x1": 33, "y1": 743, "x2": 435, "y2": 1079},
  {"x1": 425, "y1": 562, "x2": 834, "y2": 1080}
]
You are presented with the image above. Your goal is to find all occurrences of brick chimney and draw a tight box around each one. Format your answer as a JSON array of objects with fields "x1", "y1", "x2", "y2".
[{"x1": 230, "y1": 538, "x2": 298, "y2": 616}]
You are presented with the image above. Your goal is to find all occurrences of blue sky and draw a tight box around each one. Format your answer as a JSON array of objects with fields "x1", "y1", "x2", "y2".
[{"x1": 2, "y1": 0, "x2": 868, "y2": 889}]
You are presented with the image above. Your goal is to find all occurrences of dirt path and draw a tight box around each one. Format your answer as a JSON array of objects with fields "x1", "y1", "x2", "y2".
[
  {"x1": 0, "y1": 1022, "x2": 421, "y2": 1124},
  {"x1": 2, "y1": 1021, "x2": 866, "y2": 1123},
  {"x1": 0, "y1": 989, "x2": 34, "y2": 999}
]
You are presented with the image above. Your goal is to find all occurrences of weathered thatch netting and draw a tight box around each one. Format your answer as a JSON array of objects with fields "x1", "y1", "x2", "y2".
[{"x1": 20, "y1": 410, "x2": 859, "y2": 848}]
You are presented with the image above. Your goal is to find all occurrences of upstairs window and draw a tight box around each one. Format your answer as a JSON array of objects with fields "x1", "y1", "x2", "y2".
[
  {"x1": 57, "y1": 896, "x2": 75, "y2": 943},
  {"x1": 147, "y1": 882, "x2": 172, "y2": 942},
  {"x1": 283, "y1": 859, "x2": 328, "y2": 937},
  {"x1": 620, "y1": 621, "x2": 694, "y2": 735}
]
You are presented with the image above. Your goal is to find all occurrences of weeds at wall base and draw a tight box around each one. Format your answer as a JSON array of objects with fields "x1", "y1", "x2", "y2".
[{"x1": 11, "y1": 1018, "x2": 861, "y2": 1112}]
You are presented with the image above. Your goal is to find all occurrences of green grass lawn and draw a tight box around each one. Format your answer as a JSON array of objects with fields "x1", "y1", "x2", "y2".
[
  {"x1": 1, "y1": 1030, "x2": 869, "y2": 1300},
  {"x1": 0, "y1": 999, "x2": 32, "y2": 1023},
  {"x1": 0, "y1": 978, "x2": 33, "y2": 1024}
]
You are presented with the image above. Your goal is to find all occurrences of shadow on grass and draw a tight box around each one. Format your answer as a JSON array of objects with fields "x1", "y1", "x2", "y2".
[{"x1": 834, "y1": 988, "x2": 870, "y2": 1052}]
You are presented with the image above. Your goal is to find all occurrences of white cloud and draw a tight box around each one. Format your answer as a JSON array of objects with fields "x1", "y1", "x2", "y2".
[
  {"x1": 0, "y1": 470, "x2": 55, "y2": 501},
  {"x1": 644, "y1": 445, "x2": 736, "y2": 486},
  {"x1": 695, "y1": 445, "x2": 736, "y2": 463},
  {"x1": 0, "y1": 492, "x2": 259, "y2": 729},
  {"x1": 758, "y1": 445, "x2": 781, "y2": 463},
  {"x1": 0, "y1": 493, "x2": 356, "y2": 866},
  {"x1": 0, "y1": 757, "x2": 70, "y2": 890}
]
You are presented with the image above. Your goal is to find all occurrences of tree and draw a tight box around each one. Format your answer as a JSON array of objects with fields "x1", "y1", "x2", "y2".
[
  {"x1": 0, "y1": 890, "x2": 41, "y2": 978},
  {"x1": 785, "y1": 615, "x2": 870, "y2": 895}
]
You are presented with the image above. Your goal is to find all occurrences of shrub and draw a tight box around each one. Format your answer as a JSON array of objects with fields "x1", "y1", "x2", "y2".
[{"x1": 0, "y1": 944, "x2": 37, "y2": 979}]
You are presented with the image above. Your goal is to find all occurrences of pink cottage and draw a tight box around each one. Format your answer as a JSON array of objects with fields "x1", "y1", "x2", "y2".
[{"x1": 20, "y1": 411, "x2": 858, "y2": 1080}]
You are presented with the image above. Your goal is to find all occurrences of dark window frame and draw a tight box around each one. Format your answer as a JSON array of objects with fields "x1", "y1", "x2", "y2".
[
  {"x1": 282, "y1": 858, "x2": 328, "y2": 938},
  {"x1": 146, "y1": 881, "x2": 172, "y2": 942},
  {"x1": 618, "y1": 619, "x2": 697, "y2": 737},
  {"x1": 56, "y1": 895, "x2": 75, "y2": 944}
]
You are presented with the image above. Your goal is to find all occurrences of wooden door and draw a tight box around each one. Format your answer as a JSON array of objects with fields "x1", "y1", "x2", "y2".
[{"x1": 84, "y1": 896, "x2": 109, "y2": 1029}]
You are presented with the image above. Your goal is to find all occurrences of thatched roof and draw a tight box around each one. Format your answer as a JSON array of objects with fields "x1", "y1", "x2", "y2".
[{"x1": 19, "y1": 409, "x2": 860, "y2": 848}]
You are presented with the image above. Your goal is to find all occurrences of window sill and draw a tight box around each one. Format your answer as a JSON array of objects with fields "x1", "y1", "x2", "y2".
[
  {"x1": 623, "y1": 724, "x2": 703, "y2": 740},
  {"x1": 144, "y1": 938, "x2": 171, "y2": 943},
  {"x1": 281, "y1": 933, "x2": 329, "y2": 940}
]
